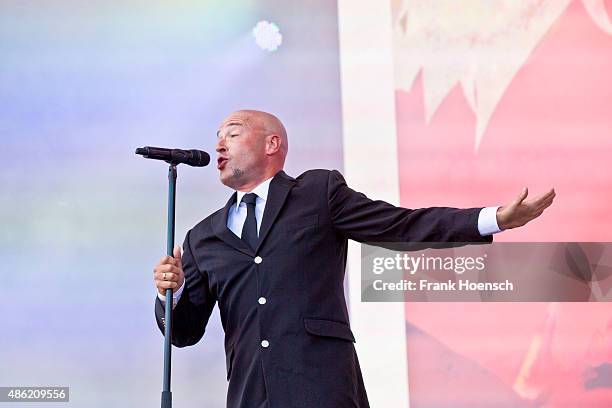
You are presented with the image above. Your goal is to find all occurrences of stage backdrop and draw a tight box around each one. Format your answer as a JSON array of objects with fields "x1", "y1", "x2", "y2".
[
  {"x1": 2, "y1": 0, "x2": 612, "y2": 407},
  {"x1": 339, "y1": 1, "x2": 612, "y2": 407},
  {"x1": 393, "y1": 1, "x2": 612, "y2": 407}
]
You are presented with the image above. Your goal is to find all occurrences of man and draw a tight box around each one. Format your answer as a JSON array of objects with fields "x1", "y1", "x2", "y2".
[{"x1": 153, "y1": 110, "x2": 555, "y2": 408}]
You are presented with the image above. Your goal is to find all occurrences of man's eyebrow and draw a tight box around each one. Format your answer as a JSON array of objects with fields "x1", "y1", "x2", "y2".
[{"x1": 217, "y1": 122, "x2": 244, "y2": 138}]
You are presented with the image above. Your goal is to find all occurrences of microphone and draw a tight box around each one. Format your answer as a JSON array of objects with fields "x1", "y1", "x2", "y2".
[{"x1": 135, "y1": 146, "x2": 210, "y2": 167}]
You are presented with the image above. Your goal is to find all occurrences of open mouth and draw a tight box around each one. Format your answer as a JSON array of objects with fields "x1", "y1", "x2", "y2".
[{"x1": 217, "y1": 157, "x2": 228, "y2": 170}]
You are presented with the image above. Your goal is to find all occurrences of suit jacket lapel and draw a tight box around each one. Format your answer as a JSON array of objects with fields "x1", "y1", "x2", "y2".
[
  {"x1": 256, "y1": 170, "x2": 295, "y2": 252},
  {"x1": 211, "y1": 171, "x2": 295, "y2": 255},
  {"x1": 211, "y1": 191, "x2": 254, "y2": 256}
]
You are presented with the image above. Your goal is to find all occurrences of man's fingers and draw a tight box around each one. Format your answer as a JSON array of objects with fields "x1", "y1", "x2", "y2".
[
  {"x1": 158, "y1": 255, "x2": 178, "y2": 266},
  {"x1": 157, "y1": 280, "x2": 180, "y2": 290},
  {"x1": 530, "y1": 189, "x2": 555, "y2": 204},
  {"x1": 524, "y1": 197, "x2": 552, "y2": 222},
  {"x1": 530, "y1": 196, "x2": 552, "y2": 208},
  {"x1": 154, "y1": 264, "x2": 181, "y2": 274},
  {"x1": 153, "y1": 249, "x2": 183, "y2": 292},
  {"x1": 173, "y1": 245, "x2": 182, "y2": 267},
  {"x1": 513, "y1": 187, "x2": 528, "y2": 207},
  {"x1": 539, "y1": 195, "x2": 555, "y2": 210},
  {"x1": 155, "y1": 271, "x2": 180, "y2": 282},
  {"x1": 158, "y1": 251, "x2": 183, "y2": 267},
  {"x1": 528, "y1": 192, "x2": 556, "y2": 212},
  {"x1": 522, "y1": 188, "x2": 555, "y2": 208}
]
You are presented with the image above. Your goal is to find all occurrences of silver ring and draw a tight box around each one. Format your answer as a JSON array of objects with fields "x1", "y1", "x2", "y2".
[{"x1": 163, "y1": 272, "x2": 167, "y2": 281}]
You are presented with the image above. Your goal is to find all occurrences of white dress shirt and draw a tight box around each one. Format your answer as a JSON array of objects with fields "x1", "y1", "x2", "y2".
[
  {"x1": 226, "y1": 177, "x2": 273, "y2": 238},
  {"x1": 158, "y1": 176, "x2": 501, "y2": 307}
]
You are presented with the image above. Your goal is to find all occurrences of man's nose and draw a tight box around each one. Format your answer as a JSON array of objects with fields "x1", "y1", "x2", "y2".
[{"x1": 215, "y1": 138, "x2": 226, "y2": 154}]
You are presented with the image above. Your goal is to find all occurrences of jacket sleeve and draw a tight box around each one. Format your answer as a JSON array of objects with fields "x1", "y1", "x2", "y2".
[
  {"x1": 154, "y1": 229, "x2": 216, "y2": 347},
  {"x1": 326, "y1": 169, "x2": 493, "y2": 243}
]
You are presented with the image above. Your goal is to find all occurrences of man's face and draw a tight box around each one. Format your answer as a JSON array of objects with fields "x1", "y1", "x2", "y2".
[{"x1": 215, "y1": 113, "x2": 267, "y2": 189}]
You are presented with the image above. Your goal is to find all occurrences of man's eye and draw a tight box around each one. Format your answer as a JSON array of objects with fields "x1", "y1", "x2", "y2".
[{"x1": 230, "y1": 134, "x2": 238, "y2": 137}]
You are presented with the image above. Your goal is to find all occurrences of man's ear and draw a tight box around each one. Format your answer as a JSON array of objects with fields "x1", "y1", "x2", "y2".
[{"x1": 265, "y1": 134, "x2": 281, "y2": 155}]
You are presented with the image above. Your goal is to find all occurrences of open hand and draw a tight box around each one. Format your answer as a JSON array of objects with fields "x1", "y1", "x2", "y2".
[{"x1": 496, "y1": 187, "x2": 555, "y2": 230}]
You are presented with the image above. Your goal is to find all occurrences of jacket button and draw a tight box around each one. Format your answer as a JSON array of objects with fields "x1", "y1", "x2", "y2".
[
  {"x1": 254, "y1": 256, "x2": 263, "y2": 264},
  {"x1": 261, "y1": 340, "x2": 270, "y2": 348},
  {"x1": 258, "y1": 297, "x2": 267, "y2": 305}
]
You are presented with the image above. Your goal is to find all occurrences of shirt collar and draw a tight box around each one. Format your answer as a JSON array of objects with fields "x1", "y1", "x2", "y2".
[{"x1": 235, "y1": 176, "x2": 273, "y2": 211}]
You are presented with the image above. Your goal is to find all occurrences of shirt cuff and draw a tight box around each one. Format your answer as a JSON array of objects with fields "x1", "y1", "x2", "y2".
[
  {"x1": 478, "y1": 206, "x2": 502, "y2": 236},
  {"x1": 157, "y1": 283, "x2": 185, "y2": 309}
]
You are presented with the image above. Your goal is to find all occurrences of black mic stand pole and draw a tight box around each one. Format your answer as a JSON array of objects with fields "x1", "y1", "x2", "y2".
[
  {"x1": 136, "y1": 146, "x2": 209, "y2": 408},
  {"x1": 162, "y1": 163, "x2": 177, "y2": 408}
]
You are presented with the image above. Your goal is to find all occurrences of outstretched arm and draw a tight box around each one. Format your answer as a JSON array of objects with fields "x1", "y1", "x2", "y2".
[{"x1": 327, "y1": 170, "x2": 492, "y2": 243}]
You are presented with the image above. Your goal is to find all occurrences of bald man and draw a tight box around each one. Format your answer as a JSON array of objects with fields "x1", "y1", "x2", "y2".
[{"x1": 153, "y1": 110, "x2": 555, "y2": 408}]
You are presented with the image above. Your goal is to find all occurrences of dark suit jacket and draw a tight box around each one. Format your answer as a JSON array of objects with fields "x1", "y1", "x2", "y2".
[{"x1": 155, "y1": 169, "x2": 493, "y2": 408}]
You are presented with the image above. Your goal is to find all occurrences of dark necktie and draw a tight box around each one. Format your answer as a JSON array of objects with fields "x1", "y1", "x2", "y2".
[{"x1": 240, "y1": 193, "x2": 258, "y2": 250}]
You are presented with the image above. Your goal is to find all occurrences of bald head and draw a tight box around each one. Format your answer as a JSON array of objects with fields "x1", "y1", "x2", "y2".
[
  {"x1": 235, "y1": 110, "x2": 288, "y2": 154},
  {"x1": 215, "y1": 110, "x2": 289, "y2": 191}
]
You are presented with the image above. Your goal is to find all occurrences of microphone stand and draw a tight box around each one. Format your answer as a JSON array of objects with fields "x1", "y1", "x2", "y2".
[
  {"x1": 136, "y1": 145, "x2": 209, "y2": 407},
  {"x1": 162, "y1": 163, "x2": 177, "y2": 408}
]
